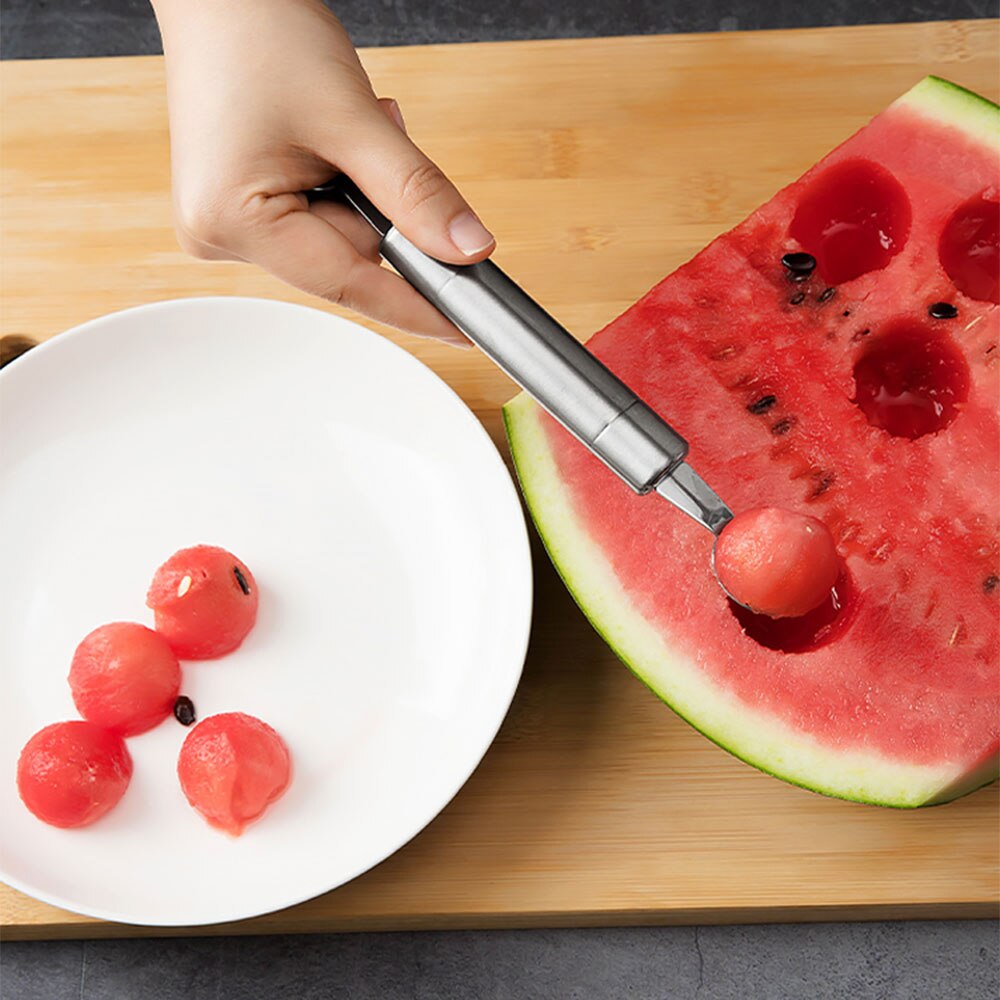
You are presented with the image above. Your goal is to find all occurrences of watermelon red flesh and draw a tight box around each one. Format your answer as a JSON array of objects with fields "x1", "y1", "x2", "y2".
[{"x1": 504, "y1": 77, "x2": 999, "y2": 806}]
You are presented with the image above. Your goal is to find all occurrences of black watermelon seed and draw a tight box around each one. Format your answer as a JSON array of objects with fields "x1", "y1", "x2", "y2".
[
  {"x1": 233, "y1": 565, "x2": 251, "y2": 595},
  {"x1": 811, "y1": 472, "x2": 835, "y2": 497},
  {"x1": 842, "y1": 310, "x2": 851, "y2": 317},
  {"x1": 781, "y1": 252, "x2": 816, "y2": 277},
  {"x1": 928, "y1": 301, "x2": 959, "y2": 320},
  {"x1": 789, "y1": 291, "x2": 806, "y2": 306},
  {"x1": 771, "y1": 417, "x2": 796, "y2": 435},
  {"x1": 818, "y1": 287, "x2": 836, "y2": 303},
  {"x1": 748, "y1": 394, "x2": 778, "y2": 415},
  {"x1": 174, "y1": 696, "x2": 196, "y2": 726},
  {"x1": 984, "y1": 575, "x2": 999, "y2": 594},
  {"x1": 851, "y1": 328, "x2": 871, "y2": 343}
]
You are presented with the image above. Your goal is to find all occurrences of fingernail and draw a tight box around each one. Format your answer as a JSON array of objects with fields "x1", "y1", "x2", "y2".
[
  {"x1": 388, "y1": 99, "x2": 406, "y2": 133},
  {"x1": 448, "y1": 211, "x2": 495, "y2": 256}
]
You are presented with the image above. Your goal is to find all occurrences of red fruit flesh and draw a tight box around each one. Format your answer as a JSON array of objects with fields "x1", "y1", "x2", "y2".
[
  {"x1": 147, "y1": 546, "x2": 259, "y2": 659},
  {"x1": 852, "y1": 323, "x2": 970, "y2": 440},
  {"x1": 789, "y1": 158, "x2": 911, "y2": 285},
  {"x1": 938, "y1": 192, "x2": 1000, "y2": 303},
  {"x1": 714, "y1": 508, "x2": 842, "y2": 619},
  {"x1": 69, "y1": 622, "x2": 181, "y2": 736},
  {"x1": 177, "y1": 712, "x2": 290, "y2": 836},
  {"x1": 17, "y1": 721, "x2": 133, "y2": 828}
]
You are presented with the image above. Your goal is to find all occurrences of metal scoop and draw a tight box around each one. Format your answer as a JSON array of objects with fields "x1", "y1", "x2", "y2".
[{"x1": 316, "y1": 176, "x2": 735, "y2": 540}]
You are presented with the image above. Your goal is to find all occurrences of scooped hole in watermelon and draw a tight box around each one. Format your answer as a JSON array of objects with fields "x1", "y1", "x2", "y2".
[
  {"x1": 728, "y1": 569, "x2": 855, "y2": 654},
  {"x1": 789, "y1": 159, "x2": 911, "y2": 286},
  {"x1": 852, "y1": 323, "x2": 970, "y2": 439},
  {"x1": 939, "y1": 191, "x2": 1000, "y2": 303}
]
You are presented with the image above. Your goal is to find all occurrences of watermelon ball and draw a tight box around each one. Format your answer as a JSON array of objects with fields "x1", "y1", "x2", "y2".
[
  {"x1": 713, "y1": 508, "x2": 841, "y2": 619},
  {"x1": 69, "y1": 622, "x2": 181, "y2": 737},
  {"x1": 177, "y1": 712, "x2": 291, "y2": 836},
  {"x1": 146, "y1": 546, "x2": 259, "y2": 659},
  {"x1": 17, "y1": 721, "x2": 133, "y2": 829}
]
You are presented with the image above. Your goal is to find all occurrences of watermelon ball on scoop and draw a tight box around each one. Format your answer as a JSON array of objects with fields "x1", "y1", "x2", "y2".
[
  {"x1": 177, "y1": 712, "x2": 291, "y2": 836},
  {"x1": 17, "y1": 721, "x2": 133, "y2": 828},
  {"x1": 713, "y1": 508, "x2": 841, "y2": 619},
  {"x1": 69, "y1": 622, "x2": 181, "y2": 736},
  {"x1": 147, "y1": 546, "x2": 258, "y2": 659}
]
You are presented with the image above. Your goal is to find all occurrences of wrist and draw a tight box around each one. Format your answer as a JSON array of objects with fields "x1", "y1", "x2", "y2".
[{"x1": 151, "y1": 0, "x2": 332, "y2": 39}]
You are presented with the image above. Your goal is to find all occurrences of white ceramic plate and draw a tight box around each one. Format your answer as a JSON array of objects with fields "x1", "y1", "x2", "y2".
[{"x1": 0, "y1": 297, "x2": 532, "y2": 926}]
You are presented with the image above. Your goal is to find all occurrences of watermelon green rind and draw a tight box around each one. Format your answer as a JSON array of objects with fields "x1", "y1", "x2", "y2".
[
  {"x1": 503, "y1": 395, "x2": 991, "y2": 808},
  {"x1": 900, "y1": 76, "x2": 1000, "y2": 149}
]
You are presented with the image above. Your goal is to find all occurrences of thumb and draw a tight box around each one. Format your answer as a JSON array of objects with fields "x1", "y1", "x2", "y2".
[
  {"x1": 334, "y1": 103, "x2": 495, "y2": 265},
  {"x1": 236, "y1": 193, "x2": 469, "y2": 346}
]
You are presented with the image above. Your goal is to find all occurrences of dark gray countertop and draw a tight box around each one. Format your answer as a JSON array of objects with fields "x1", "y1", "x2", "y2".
[
  {"x1": 1, "y1": 0, "x2": 997, "y2": 56},
  {"x1": 1, "y1": 3, "x2": 998, "y2": 998},
  {"x1": 2, "y1": 922, "x2": 999, "y2": 999}
]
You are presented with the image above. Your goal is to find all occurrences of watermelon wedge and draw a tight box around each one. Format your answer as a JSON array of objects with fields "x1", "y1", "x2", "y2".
[{"x1": 504, "y1": 77, "x2": 999, "y2": 807}]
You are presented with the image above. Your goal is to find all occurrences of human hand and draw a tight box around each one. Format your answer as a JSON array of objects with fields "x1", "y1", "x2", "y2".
[{"x1": 151, "y1": 0, "x2": 495, "y2": 346}]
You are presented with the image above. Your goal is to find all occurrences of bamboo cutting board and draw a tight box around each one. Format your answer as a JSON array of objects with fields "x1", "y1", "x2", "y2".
[{"x1": 1, "y1": 21, "x2": 998, "y2": 939}]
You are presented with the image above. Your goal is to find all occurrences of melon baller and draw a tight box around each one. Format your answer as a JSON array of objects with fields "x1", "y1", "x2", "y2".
[{"x1": 313, "y1": 176, "x2": 734, "y2": 538}]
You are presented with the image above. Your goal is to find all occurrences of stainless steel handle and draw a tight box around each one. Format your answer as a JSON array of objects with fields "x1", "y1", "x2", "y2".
[
  {"x1": 316, "y1": 175, "x2": 689, "y2": 495},
  {"x1": 381, "y1": 229, "x2": 688, "y2": 493}
]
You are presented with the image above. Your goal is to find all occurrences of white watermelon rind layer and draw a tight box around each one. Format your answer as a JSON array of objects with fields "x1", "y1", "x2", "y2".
[
  {"x1": 898, "y1": 76, "x2": 1000, "y2": 150},
  {"x1": 504, "y1": 398, "x2": 998, "y2": 807}
]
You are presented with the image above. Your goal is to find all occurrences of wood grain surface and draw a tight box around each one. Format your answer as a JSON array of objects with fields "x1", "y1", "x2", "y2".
[{"x1": 1, "y1": 21, "x2": 998, "y2": 939}]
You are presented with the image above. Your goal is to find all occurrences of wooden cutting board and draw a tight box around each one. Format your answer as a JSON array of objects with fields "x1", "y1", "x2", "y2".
[{"x1": 2, "y1": 20, "x2": 997, "y2": 940}]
